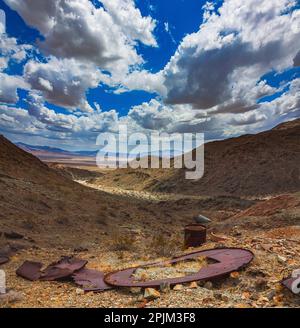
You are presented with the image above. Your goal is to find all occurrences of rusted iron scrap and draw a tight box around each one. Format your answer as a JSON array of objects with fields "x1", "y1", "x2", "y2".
[
  {"x1": 17, "y1": 256, "x2": 87, "y2": 281},
  {"x1": 40, "y1": 256, "x2": 87, "y2": 281},
  {"x1": 16, "y1": 261, "x2": 43, "y2": 281},
  {"x1": 282, "y1": 276, "x2": 300, "y2": 295},
  {"x1": 105, "y1": 248, "x2": 254, "y2": 288},
  {"x1": 16, "y1": 256, "x2": 112, "y2": 292},
  {"x1": 16, "y1": 248, "x2": 254, "y2": 293},
  {"x1": 73, "y1": 268, "x2": 112, "y2": 292}
]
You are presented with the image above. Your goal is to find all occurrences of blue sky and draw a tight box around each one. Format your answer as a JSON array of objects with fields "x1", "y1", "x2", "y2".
[
  {"x1": 0, "y1": 0, "x2": 209, "y2": 116},
  {"x1": 0, "y1": 0, "x2": 299, "y2": 151}
]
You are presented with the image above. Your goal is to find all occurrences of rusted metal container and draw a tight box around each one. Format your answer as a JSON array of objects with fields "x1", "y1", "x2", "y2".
[{"x1": 184, "y1": 224, "x2": 207, "y2": 248}]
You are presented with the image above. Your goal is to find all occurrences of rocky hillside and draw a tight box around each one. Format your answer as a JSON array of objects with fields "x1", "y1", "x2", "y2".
[
  {"x1": 148, "y1": 119, "x2": 300, "y2": 197},
  {"x1": 0, "y1": 135, "x2": 193, "y2": 247}
]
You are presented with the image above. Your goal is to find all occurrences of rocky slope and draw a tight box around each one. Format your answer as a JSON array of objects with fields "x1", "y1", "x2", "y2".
[
  {"x1": 0, "y1": 135, "x2": 198, "y2": 248},
  {"x1": 149, "y1": 119, "x2": 300, "y2": 197}
]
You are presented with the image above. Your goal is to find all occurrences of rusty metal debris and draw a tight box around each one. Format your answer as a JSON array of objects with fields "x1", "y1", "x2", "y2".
[
  {"x1": 105, "y1": 248, "x2": 254, "y2": 288},
  {"x1": 73, "y1": 268, "x2": 112, "y2": 292},
  {"x1": 282, "y1": 276, "x2": 300, "y2": 295},
  {"x1": 16, "y1": 256, "x2": 88, "y2": 281},
  {"x1": 40, "y1": 256, "x2": 87, "y2": 281},
  {"x1": 16, "y1": 261, "x2": 43, "y2": 281},
  {"x1": 16, "y1": 248, "x2": 254, "y2": 293},
  {"x1": 184, "y1": 224, "x2": 207, "y2": 248},
  {"x1": 16, "y1": 256, "x2": 110, "y2": 293}
]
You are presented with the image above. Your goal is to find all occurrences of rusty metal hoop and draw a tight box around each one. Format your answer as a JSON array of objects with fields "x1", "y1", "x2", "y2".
[{"x1": 104, "y1": 248, "x2": 254, "y2": 288}]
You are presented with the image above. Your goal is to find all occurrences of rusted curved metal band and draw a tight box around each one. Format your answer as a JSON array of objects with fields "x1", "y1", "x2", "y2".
[{"x1": 104, "y1": 248, "x2": 254, "y2": 288}]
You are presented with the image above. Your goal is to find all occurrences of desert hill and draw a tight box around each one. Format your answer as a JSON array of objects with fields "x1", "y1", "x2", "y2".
[
  {"x1": 1, "y1": 134, "x2": 300, "y2": 309},
  {"x1": 0, "y1": 135, "x2": 193, "y2": 247},
  {"x1": 150, "y1": 119, "x2": 300, "y2": 197},
  {"x1": 88, "y1": 119, "x2": 300, "y2": 198}
]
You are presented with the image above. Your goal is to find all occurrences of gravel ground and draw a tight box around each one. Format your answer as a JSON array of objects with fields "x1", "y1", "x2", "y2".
[{"x1": 1, "y1": 229, "x2": 300, "y2": 308}]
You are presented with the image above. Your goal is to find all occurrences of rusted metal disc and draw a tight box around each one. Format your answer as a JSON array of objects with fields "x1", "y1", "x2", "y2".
[{"x1": 104, "y1": 248, "x2": 254, "y2": 288}]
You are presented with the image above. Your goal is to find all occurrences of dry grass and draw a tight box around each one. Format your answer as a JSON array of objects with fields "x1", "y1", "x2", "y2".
[
  {"x1": 147, "y1": 232, "x2": 182, "y2": 258},
  {"x1": 109, "y1": 229, "x2": 137, "y2": 252}
]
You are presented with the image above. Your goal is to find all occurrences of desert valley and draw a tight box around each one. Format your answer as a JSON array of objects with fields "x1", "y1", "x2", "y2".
[
  {"x1": 0, "y1": 119, "x2": 299, "y2": 308},
  {"x1": 1, "y1": 0, "x2": 300, "y2": 311}
]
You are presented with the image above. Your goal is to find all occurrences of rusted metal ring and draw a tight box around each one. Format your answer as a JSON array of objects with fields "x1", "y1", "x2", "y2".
[{"x1": 104, "y1": 248, "x2": 254, "y2": 288}]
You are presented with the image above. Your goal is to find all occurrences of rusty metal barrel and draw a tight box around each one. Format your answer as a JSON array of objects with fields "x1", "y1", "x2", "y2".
[{"x1": 184, "y1": 224, "x2": 207, "y2": 248}]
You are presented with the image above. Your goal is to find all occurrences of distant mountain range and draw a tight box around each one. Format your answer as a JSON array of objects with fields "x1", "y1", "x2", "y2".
[
  {"x1": 16, "y1": 142, "x2": 98, "y2": 157},
  {"x1": 15, "y1": 142, "x2": 183, "y2": 160}
]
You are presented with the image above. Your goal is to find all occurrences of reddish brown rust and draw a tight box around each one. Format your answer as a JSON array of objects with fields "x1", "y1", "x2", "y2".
[
  {"x1": 16, "y1": 256, "x2": 88, "y2": 282},
  {"x1": 73, "y1": 268, "x2": 113, "y2": 292},
  {"x1": 16, "y1": 261, "x2": 43, "y2": 281},
  {"x1": 40, "y1": 256, "x2": 88, "y2": 281},
  {"x1": 184, "y1": 224, "x2": 207, "y2": 248},
  {"x1": 282, "y1": 276, "x2": 300, "y2": 295},
  {"x1": 104, "y1": 248, "x2": 254, "y2": 288},
  {"x1": 16, "y1": 257, "x2": 110, "y2": 292}
]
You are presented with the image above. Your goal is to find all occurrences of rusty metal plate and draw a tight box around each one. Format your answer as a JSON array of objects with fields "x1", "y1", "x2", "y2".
[
  {"x1": 16, "y1": 261, "x2": 43, "y2": 281},
  {"x1": 104, "y1": 248, "x2": 254, "y2": 288},
  {"x1": 73, "y1": 268, "x2": 112, "y2": 292},
  {"x1": 40, "y1": 256, "x2": 87, "y2": 281}
]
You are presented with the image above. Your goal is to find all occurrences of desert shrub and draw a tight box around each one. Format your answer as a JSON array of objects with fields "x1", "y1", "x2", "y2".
[
  {"x1": 109, "y1": 229, "x2": 136, "y2": 251},
  {"x1": 148, "y1": 232, "x2": 182, "y2": 258}
]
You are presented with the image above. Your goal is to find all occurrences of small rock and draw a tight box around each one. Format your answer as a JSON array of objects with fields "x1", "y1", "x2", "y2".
[
  {"x1": 221, "y1": 294, "x2": 230, "y2": 302},
  {"x1": 204, "y1": 281, "x2": 213, "y2": 289},
  {"x1": 75, "y1": 288, "x2": 85, "y2": 295},
  {"x1": 254, "y1": 277, "x2": 268, "y2": 291},
  {"x1": 231, "y1": 226, "x2": 242, "y2": 237},
  {"x1": 173, "y1": 284, "x2": 184, "y2": 291},
  {"x1": 189, "y1": 282, "x2": 198, "y2": 289},
  {"x1": 160, "y1": 282, "x2": 171, "y2": 293},
  {"x1": 260, "y1": 244, "x2": 273, "y2": 251},
  {"x1": 144, "y1": 288, "x2": 160, "y2": 300},
  {"x1": 247, "y1": 267, "x2": 266, "y2": 277},
  {"x1": 213, "y1": 291, "x2": 222, "y2": 298},
  {"x1": 277, "y1": 255, "x2": 287, "y2": 264},
  {"x1": 230, "y1": 272, "x2": 240, "y2": 279},
  {"x1": 137, "y1": 294, "x2": 145, "y2": 302},
  {"x1": 130, "y1": 287, "x2": 142, "y2": 295},
  {"x1": 266, "y1": 290, "x2": 276, "y2": 301},
  {"x1": 0, "y1": 290, "x2": 23, "y2": 304}
]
